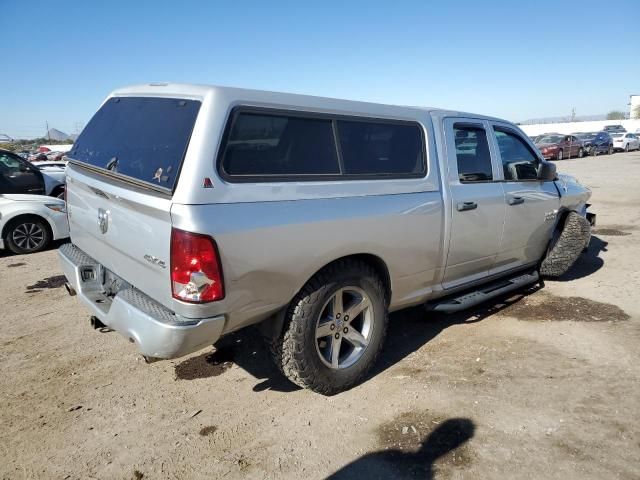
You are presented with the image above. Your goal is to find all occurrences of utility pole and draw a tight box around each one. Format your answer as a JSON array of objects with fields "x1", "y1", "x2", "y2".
[{"x1": 45, "y1": 121, "x2": 50, "y2": 141}]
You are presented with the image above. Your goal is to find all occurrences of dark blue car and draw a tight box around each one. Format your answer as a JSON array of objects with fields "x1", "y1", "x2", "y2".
[{"x1": 574, "y1": 132, "x2": 613, "y2": 156}]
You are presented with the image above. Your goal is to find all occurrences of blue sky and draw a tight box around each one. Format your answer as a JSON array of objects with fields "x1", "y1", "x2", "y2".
[{"x1": 2, "y1": 0, "x2": 638, "y2": 139}]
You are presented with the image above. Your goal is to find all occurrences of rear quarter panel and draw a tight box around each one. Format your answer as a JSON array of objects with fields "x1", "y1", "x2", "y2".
[{"x1": 171, "y1": 191, "x2": 444, "y2": 333}]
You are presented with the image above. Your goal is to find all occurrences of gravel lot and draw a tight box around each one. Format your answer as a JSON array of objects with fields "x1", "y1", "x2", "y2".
[{"x1": 2, "y1": 151, "x2": 640, "y2": 480}]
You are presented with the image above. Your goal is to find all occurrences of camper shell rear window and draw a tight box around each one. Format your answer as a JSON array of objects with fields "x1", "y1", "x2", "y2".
[{"x1": 68, "y1": 96, "x2": 201, "y2": 191}]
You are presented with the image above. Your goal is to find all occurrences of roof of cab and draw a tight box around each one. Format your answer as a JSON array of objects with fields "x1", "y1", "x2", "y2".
[{"x1": 109, "y1": 83, "x2": 507, "y2": 124}]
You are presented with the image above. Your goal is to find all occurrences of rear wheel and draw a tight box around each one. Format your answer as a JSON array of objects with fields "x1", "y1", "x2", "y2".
[
  {"x1": 578, "y1": 147, "x2": 584, "y2": 158},
  {"x1": 608, "y1": 145, "x2": 613, "y2": 155},
  {"x1": 591, "y1": 146, "x2": 598, "y2": 156},
  {"x1": 625, "y1": 144, "x2": 630, "y2": 153},
  {"x1": 4, "y1": 217, "x2": 52, "y2": 254},
  {"x1": 557, "y1": 149, "x2": 564, "y2": 160},
  {"x1": 272, "y1": 259, "x2": 388, "y2": 395}
]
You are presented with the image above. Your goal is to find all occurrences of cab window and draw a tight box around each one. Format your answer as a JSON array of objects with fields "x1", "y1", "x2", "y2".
[
  {"x1": 494, "y1": 128, "x2": 540, "y2": 181},
  {"x1": 453, "y1": 124, "x2": 493, "y2": 183}
]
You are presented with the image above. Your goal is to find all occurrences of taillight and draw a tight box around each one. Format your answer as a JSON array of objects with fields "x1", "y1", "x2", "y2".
[{"x1": 170, "y1": 228, "x2": 224, "y2": 303}]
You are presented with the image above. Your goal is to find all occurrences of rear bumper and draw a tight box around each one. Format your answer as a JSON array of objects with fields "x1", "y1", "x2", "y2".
[{"x1": 58, "y1": 243, "x2": 225, "y2": 359}]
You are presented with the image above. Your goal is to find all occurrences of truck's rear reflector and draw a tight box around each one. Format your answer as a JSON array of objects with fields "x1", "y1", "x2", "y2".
[{"x1": 170, "y1": 228, "x2": 224, "y2": 303}]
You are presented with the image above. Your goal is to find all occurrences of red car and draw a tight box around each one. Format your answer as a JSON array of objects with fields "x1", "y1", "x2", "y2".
[{"x1": 535, "y1": 134, "x2": 585, "y2": 160}]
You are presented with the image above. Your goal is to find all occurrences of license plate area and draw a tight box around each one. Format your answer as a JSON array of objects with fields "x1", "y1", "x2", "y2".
[{"x1": 98, "y1": 264, "x2": 130, "y2": 296}]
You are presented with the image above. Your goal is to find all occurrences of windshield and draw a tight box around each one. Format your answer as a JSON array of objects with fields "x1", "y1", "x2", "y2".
[
  {"x1": 537, "y1": 135, "x2": 563, "y2": 144},
  {"x1": 68, "y1": 97, "x2": 201, "y2": 191}
]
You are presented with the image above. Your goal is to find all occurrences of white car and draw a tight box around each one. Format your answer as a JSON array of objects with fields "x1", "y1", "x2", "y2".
[
  {"x1": 0, "y1": 194, "x2": 69, "y2": 254},
  {"x1": 36, "y1": 162, "x2": 67, "y2": 198},
  {"x1": 611, "y1": 132, "x2": 640, "y2": 152}
]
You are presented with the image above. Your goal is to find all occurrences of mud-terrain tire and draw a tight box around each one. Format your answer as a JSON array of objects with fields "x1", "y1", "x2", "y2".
[
  {"x1": 271, "y1": 259, "x2": 388, "y2": 395},
  {"x1": 540, "y1": 211, "x2": 591, "y2": 278}
]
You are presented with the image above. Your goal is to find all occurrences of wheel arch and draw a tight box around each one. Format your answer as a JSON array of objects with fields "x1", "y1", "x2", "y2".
[
  {"x1": 49, "y1": 184, "x2": 65, "y2": 198},
  {"x1": 2, "y1": 213, "x2": 54, "y2": 241},
  {"x1": 256, "y1": 253, "x2": 392, "y2": 340}
]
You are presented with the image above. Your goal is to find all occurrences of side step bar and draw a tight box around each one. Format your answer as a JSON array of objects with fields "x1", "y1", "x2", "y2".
[{"x1": 426, "y1": 270, "x2": 540, "y2": 313}]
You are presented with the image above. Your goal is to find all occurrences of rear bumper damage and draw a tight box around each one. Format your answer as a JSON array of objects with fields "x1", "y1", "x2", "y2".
[{"x1": 58, "y1": 243, "x2": 225, "y2": 359}]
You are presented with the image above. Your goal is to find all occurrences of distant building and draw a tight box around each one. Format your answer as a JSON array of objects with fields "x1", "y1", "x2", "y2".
[{"x1": 631, "y1": 95, "x2": 640, "y2": 119}]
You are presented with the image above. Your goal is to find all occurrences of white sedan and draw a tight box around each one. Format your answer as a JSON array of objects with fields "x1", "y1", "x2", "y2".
[
  {"x1": 0, "y1": 194, "x2": 69, "y2": 254},
  {"x1": 611, "y1": 132, "x2": 640, "y2": 152}
]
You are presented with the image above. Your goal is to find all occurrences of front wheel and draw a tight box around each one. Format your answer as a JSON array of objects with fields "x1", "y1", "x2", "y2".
[
  {"x1": 272, "y1": 259, "x2": 388, "y2": 395},
  {"x1": 625, "y1": 144, "x2": 630, "y2": 153},
  {"x1": 557, "y1": 149, "x2": 564, "y2": 160},
  {"x1": 4, "y1": 217, "x2": 51, "y2": 254},
  {"x1": 591, "y1": 147, "x2": 598, "y2": 156},
  {"x1": 578, "y1": 147, "x2": 584, "y2": 158},
  {"x1": 608, "y1": 145, "x2": 613, "y2": 155},
  {"x1": 540, "y1": 212, "x2": 591, "y2": 278}
]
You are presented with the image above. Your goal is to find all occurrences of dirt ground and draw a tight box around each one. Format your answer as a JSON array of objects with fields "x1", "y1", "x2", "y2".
[{"x1": 1, "y1": 151, "x2": 639, "y2": 480}]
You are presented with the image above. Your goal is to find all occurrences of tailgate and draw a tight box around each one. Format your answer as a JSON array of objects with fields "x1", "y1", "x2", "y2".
[
  {"x1": 66, "y1": 165, "x2": 174, "y2": 309},
  {"x1": 63, "y1": 95, "x2": 202, "y2": 310}
]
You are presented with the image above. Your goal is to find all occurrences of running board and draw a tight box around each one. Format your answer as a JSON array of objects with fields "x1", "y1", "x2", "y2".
[{"x1": 426, "y1": 271, "x2": 540, "y2": 313}]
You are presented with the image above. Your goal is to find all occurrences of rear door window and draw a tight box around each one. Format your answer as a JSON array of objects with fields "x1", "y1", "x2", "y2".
[
  {"x1": 336, "y1": 120, "x2": 424, "y2": 175},
  {"x1": 220, "y1": 112, "x2": 340, "y2": 177},
  {"x1": 453, "y1": 124, "x2": 493, "y2": 182},
  {"x1": 69, "y1": 97, "x2": 201, "y2": 191}
]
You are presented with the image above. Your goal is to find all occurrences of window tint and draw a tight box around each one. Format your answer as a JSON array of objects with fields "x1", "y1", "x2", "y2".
[
  {"x1": 221, "y1": 112, "x2": 339, "y2": 176},
  {"x1": 495, "y1": 129, "x2": 539, "y2": 181},
  {"x1": 0, "y1": 152, "x2": 22, "y2": 174},
  {"x1": 70, "y1": 97, "x2": 201, "y2": 191},
  {"x1": 453, "y1": 124, "x2": 493, "y2": 182},
  {"x1": 336, "y1": 121, "x2": 423, "y2": 175}
]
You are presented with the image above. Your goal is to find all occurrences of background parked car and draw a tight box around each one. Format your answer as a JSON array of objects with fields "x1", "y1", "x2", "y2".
[
  {"x1": 603, "y1": 125, "x2": 626, "y2": 133},
  {"x1": 28, "y1": 152, "x2": 48, "y2": 162},
  {"x1": 535, "y1": 134, "x2": 585, "y2": 160},
  {"x1": 586, "y1": 131, "x2": 614, "y2": 156},
  {"x1": 0, "y1": 149, "x2": 66, "y2": 198},
  {"x1": 45, "y1": 151, "x2": 65, "y2": 161},
  {"x1": 0, "y1": 194, "x2": 69, "y2": 254},
  {"x1": 35, "y1": 163, "x2": 66, "y2": 197},
  {"x1": 612, "y1": 132, "x2": 640, "y2": 152}
]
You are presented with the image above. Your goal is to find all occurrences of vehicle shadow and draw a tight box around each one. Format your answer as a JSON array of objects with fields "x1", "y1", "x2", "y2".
[
  {"x1": 552, "y1": 235, "x2": 607, "y2": 282},
  {"x1": 174, "y1": 329, "x2": 301, "y2": 392},
  {"x1": 174, "y1": 283, "x2": 542, "y2": 393},
  {"x1": 367, "y1": 283, "x2": 542, "y2": 383},
  {"x1": 326, "y1": 417, "x2": 475, "y2": 479}
]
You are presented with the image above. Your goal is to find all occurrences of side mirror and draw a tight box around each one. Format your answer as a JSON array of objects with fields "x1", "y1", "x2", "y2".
[{"x1": 538, "y1": 161, "x2": 557, "y2": 181}]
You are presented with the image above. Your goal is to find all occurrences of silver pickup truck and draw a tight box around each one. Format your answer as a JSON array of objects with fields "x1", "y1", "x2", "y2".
[{"x1": 59, "y1": 83, "x2": 593, "y2": 394}]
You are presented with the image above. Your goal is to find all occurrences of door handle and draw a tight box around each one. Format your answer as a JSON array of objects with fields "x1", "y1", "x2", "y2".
[
  {"x1": 457, "y1": 201, "x2": 478, "y2": 211},
  {"x1": 508, "y1": 196, "x2": 525, "y2": 206}
]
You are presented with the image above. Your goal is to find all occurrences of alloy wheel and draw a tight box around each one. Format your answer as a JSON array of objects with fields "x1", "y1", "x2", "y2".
[
  {"x1": 315, "y1": 286, "x2": 373, "y2": 369},
  {"x1": 11, "y1": 223, "x2": 45, "y2": 251}
]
